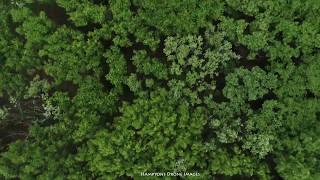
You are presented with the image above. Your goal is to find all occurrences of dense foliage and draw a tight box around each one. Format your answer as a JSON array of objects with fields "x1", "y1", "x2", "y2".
[{"x1": 0, "y1": 0, "x2": 320, "y2": 179}]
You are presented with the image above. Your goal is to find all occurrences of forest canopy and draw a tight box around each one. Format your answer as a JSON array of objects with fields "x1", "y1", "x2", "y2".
[{"x1": 0, "y1": 0, "x2": 320, "y2": 179}]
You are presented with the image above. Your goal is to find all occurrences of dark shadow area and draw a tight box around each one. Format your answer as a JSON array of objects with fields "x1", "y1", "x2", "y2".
[
  {"x1": 275, "y1": 32, "x2": 284, "y2": 42},
  {"x1": 306, "y1": 89, "x2": 316, "y2": 99},
  {"x1": 0, "y1": 98, "x2": 44, "y2": 152},
  {"x1": 0, "y1": 125, "x2": 28, "y2": 152},
  {"x1": 316, "y1": 112, "x2": 320, "y2": 120},
  {"x1": 117, "y1": 175, "x2": 134, "y2": 180},
  {"x1": 198, "y1": 27, "x2": 207, "y2": 38},
  {"x1": 53, "y1": 81, "x2": 78, "y2": 98},
  {"x1": 288, "y1": 41, "x2": 297, "y2": 49},
  {"x1": 248, "y1": 91, "x2": 277, "y2": 110},
  {"x1": 35, "y1": 2, "x2": 103, "y2": 35},
  {"x1": 120, "y1": 33, "x2": 166, "y2": 74},
  {"x1": 243, "y1": 25, "x2": 251, "y2": 35},
  {"x1": 129, "y1": 0, "x2": 139, "y2": 14},
  {"x1": 254, "y1": 51, "x2": 269, "y2": 69},
  {"x1": 92, "y1": 0, "x2": 110, "y2": 6},
  {"x1": 212, "y1": 73, "x2": 229, "y2": 103},
  {"x1": 224, "y1": 7, "x2": 255, "y2": 23},
  {"x1": 293, "y1": 11, "x2": 305, "y2": 25},
  {"x1": 8, "y1": 15, "x2": 27, "y2": 43},
  {"x1": 292, "y1": 53, "x2": 303, "y2": 66},
  {"x1": 201, "y1": 123, "x2": 215, "y2": 142},
  {"x1": 268, "y1": 22, "x2": 277, "y2": 32},
  {"x1": 99, "y1": 64, "x2": 114, "y2": 93},
  {"x1": 233, "y1": 45, "x2": 269, "y2": 70},
  {"x1": 265, "y1": 155, "x2": 284, "y2": 180},
  {"x1": 152, "y1": 35, "x2": 167, "y2": 62},
  {"x1": 65, "y1": 143, "x2": 78, "y2": 155},
  {"x1": 128, "y1": 33, "x2": 168, "y2": 62},
  {"x1": 97, "y1": 39, "x2": 114, "y2": 92},
  {"x1": 29, "y1": 69, "x2": 55, "y2": 83},
  {"x1": 77, "y1": 23, "x2": 103, "y2": 34},
  {"x1": 233, "y1": 44, "x2": 249, "y2": 59},
  {"x1": 119, "y1": 85, "x2": 135, "y2": 103},
  {"x1": 128, "y1": 33, "x2": 152, "y2": 51},
  {"x1": 0, "y1": 95, "x2": 8, "y2": 107},
  {"x1": 120, "y1": 46, "x2": 136, "y2": 74},
  {"x1": 40, "y1": 3, "x2": 70, "y2": 26}
]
